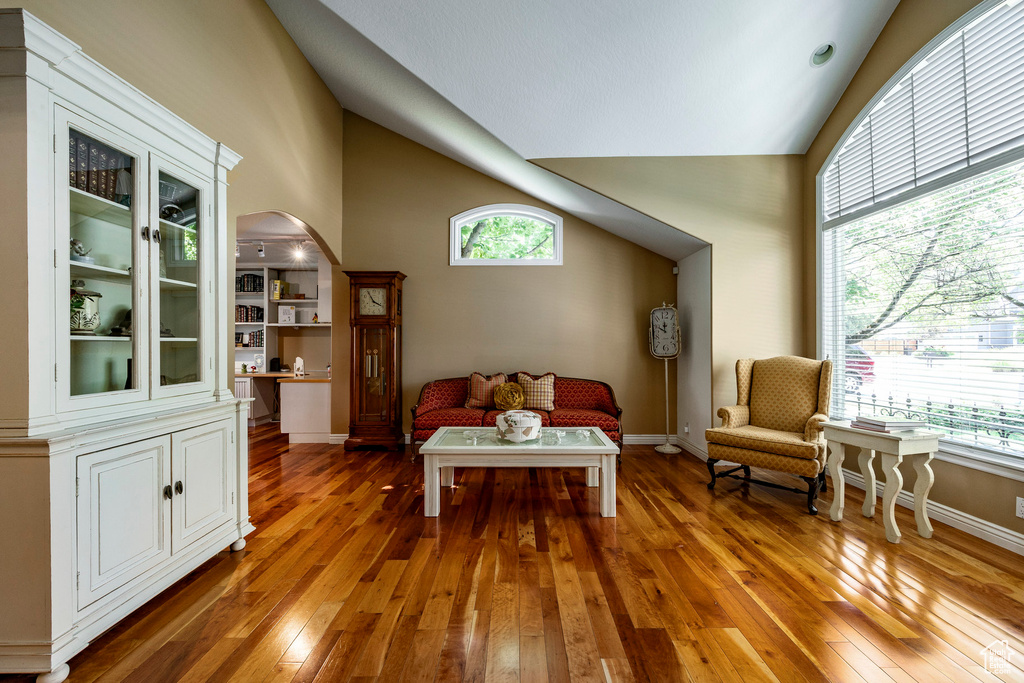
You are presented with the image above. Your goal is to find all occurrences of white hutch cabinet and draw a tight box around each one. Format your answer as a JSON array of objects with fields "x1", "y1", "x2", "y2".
[{"x1": 0, "y1": 10, "x2": 252, "y2": 683}]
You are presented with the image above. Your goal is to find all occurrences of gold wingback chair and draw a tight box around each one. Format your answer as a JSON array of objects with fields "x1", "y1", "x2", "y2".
[{"x1": 705, "y1": 356, "x2": 833, "y2": 514}]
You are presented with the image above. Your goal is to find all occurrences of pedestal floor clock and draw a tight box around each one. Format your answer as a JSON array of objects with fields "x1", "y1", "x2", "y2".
[
  {"x1": 344, "y1": 271, "x2": 406, "y2": 450},
  {"x1": 649, "y1": 303, "x2": 682, "y2": 454}
]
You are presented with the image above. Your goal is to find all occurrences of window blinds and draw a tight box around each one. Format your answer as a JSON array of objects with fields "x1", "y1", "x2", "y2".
[
  {"x1": 822, "y1": 161, "x2": 1024, "y2": 455},
  {"x1": 823, "y1": 1, "x2": 1024, "y2": 222}
]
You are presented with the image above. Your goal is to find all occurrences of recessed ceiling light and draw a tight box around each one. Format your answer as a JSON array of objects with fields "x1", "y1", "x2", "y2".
[{"x1": 811, "y1": 42, "x2": 836, "y2": 68}]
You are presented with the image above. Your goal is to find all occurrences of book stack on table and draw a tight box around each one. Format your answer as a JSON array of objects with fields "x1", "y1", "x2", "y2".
[{"x1": 850, "y1": 416, "x2": 926, "y2": 433}]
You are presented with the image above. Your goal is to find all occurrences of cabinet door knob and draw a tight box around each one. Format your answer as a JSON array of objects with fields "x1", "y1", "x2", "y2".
[
  {"x1": 174, "y1": 480, "x2": 183, "y2": 495},
  {"x1": 142, "y1": 226, "x2": 150, "y2": 241},
  {"x1": 153, "y1": 228, "x2": 161, "y2": 244},
  {"x1": 163, "y1": 484, "x2": 173, "y2": 500}
]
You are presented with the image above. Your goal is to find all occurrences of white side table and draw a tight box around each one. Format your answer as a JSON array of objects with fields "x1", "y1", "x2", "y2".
[{"x1": 823, "y1": 421, "x2": 941, "y2": 543}]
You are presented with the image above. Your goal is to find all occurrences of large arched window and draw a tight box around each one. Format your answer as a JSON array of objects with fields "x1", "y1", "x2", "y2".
[
  {"x1": 450, "y1": 204, "x2": 562, "y2": 266},
  {"x1": 819, "y1": 0, "x2": 1024, "y2": 457}
]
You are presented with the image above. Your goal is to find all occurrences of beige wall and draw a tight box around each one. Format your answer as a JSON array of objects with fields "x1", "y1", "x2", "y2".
[
  {"x1": 804, "y1": 0, "x2": 1024, "y2": 536},
  {"x1": 9, "y1": 0, "x2": 348, "y2": 391},
  {"x1": 340, "y1": 112, "x2": 678, "y2": 435},
  {"x1": 535, "y1": 155, "x2": 806, "y2": 419}
]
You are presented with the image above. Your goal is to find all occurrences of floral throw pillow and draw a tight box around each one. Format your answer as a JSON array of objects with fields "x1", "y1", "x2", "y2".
[
  {"x1": 518, "y1": 372, "x2": 556, "y2": 411},
  {"x1": 465, "y1": 372, "x2": 507, "y2": 408}
]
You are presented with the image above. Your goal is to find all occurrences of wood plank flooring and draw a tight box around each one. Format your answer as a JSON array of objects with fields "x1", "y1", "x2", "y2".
[{"x1": 5, "y1": 424, "x2": 1024, "y2": 682}]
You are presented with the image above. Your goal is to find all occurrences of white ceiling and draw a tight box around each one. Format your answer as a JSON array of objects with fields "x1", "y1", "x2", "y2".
[{"x1": 267, "y1": 0, "x2": 898, "y2": 258}]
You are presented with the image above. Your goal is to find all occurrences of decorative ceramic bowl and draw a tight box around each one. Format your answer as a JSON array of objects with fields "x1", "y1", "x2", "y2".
[{"x1": 495, "y1": 410, "x2": 542, "y2": 443}]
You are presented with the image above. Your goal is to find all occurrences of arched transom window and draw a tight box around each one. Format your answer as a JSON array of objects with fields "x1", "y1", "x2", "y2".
[{"x1": 450, "y1": 204, "x2": 562, "y2": 266}]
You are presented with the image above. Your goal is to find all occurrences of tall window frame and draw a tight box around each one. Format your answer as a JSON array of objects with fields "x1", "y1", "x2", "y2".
[
  {"x1": 450, "y1": 203, "x2": 563, "y2": 266},
  {"x1": 817, "y1": 0, "x2": 1024, "y2": 466}
]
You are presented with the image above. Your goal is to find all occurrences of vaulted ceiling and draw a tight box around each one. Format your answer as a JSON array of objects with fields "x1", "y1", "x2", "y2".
[{"x1": 267, "y1": 0, "x2": 899, "y2": 259}]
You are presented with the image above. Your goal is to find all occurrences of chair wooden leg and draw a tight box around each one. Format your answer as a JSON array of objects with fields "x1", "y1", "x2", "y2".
[
  {"x1": 802, "y1": 476, "x2": 820, "y2": 515},
  {"x1": 818, "y1": 470, "x2": 827, "y2": 493},
  {"x1": 706, "y1": 458, "x2": 719, "y2": 489},
  {"x1": 742, "y1": 465, "x2": 751, "y2": 480}
]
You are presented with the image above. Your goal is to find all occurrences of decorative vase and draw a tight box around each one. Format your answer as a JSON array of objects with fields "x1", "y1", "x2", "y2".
[
  {"x1": 495, "y1": 410, "x2": 542, "y2": 443},
  {"x1": 70, "y1": 281, "x2": 102, "y2": 334}
]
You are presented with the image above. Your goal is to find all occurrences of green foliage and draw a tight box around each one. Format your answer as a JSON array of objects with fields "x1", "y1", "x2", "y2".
[
  {"x1": 838, "y1": 165, "x2": 1024, "y2": 345},
  {"x1": 460, "y1": 215, "x2": 553, "y2": 260},
  {"x1": 183, "y1": 227, "x2": 198, "y2": 261}
]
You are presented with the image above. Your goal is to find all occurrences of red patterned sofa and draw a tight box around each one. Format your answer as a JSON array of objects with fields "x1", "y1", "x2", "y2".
[{"x1": 410, "y1": 373, "x2": 622, "y2": 458}]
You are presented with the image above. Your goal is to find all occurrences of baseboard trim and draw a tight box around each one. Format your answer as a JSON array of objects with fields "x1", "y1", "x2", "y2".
[
  {"x1": 329, "y1": 434, "x2": 412, "y2": 445},
  {"x1": 841, "y1": 468, "x2": 1024, "y2": 557},
  {"x1": 674, "y1": 434, "x2": 709, "y2": 458},
  {"x1": 623, "y1": 434, "x2": 674, "y2": 445}
]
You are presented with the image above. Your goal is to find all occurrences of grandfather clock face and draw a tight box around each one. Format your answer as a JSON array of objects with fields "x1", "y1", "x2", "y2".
[{"x1": 358, "y1": 287, "x2": 387, "y2": 316}]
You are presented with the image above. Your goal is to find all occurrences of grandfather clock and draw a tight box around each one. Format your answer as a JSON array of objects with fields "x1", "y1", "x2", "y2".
[{"x1": 344, "y1": 271, "x2": 406, "y2": 450}]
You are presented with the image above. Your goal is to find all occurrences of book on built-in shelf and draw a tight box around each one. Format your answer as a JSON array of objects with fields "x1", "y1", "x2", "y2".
[
  {"x1": 234, "y1": 305, "x2": 264, "y2": 323},
  {"x1": 235, "y1": 273, "x2": 264, "y2": 293}
]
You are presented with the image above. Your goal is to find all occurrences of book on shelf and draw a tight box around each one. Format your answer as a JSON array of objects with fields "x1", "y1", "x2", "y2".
[
  {"x1": 235, "y1": 273, "x2": 264, "y2": 293},
  {"x1": 234, "y1": 305, "x2": 264, "y2": 323},
  {"x1": 69, "y1": 135, "x2": 77, "y2": 188},
  {"x1": 76, "y1": 137, "x2": 88, "y2": 191}
]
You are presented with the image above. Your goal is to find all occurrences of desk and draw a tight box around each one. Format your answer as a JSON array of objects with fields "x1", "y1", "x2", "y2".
[
  {"x1": 824, "y1": 421, "x2": 941, "y2": 543},
  {"x1": 234, "y1": 373, "x2": 289, "y2": 425},
  {"x1": 278, "y1": 376, "x2": 330, "y2": 443}
]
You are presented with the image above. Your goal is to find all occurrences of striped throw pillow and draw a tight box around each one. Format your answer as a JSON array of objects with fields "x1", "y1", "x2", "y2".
[
  {"x1": 518, "y1": 372, "x2": 556, "y2": 411},
  {"x1": 465, "y1": 372, "x2": 507, "y2": 408}
]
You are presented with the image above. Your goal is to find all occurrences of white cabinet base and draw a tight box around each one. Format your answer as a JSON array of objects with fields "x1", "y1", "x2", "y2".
[
  {"x1": 0, "y1": 402, "x2": 253, "y2": 680},
  {"x1": 36, "y1": 663, "x2": 70, "y2": 683}
]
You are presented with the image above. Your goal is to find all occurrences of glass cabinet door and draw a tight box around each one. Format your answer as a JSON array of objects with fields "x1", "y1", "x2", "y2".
[
  {"x1": 66, "y1": 125, "x2": 142, "y2": 399},
  {"x1": 150, "y1": 159, "x2": 210, "y2": 395}
]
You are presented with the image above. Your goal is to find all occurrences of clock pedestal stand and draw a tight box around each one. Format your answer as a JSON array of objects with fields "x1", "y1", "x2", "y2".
[
  {"x1": 344, "y1": 271, "x2": 406, "y2": 451},
  {"x1": 649, "y1": 303, "x2": 682, "y2": 454}
]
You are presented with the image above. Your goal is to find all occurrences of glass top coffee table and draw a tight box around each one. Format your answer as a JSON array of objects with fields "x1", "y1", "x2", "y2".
[{"x1": 420, "y1": 426, "x2": 619, "y2": 517}]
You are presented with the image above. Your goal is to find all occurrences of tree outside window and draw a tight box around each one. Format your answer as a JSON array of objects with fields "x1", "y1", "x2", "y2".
[{"x1": 450, "y1": 204, "x2": 562, "y2": 266}]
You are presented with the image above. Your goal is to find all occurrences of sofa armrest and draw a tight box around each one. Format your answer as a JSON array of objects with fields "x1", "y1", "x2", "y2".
[
  {"x1": 717, "y1": 405, "x2": 749, "y2": 428},
  {"x1": 805, "y1": 413, "x2": 829, "y2": 442}
]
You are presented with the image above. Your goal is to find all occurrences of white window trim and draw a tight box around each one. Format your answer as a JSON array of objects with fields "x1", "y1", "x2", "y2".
[
  {"x1": 450, "y1": 203, "x2": 563, "y2": 266},
  {"x1": 815, "y1": 0, "x2": 1024, "y2": 478}
]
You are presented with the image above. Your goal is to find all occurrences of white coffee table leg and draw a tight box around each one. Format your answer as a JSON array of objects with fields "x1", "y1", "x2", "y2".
[
  {"x1": 880, "y1": 453, "x2": 904, "y2": 543},
  {"x1": 599, "y1": 453, "x2": 616, "y2": 517},
  {"x1": 424, "y1": 453, "x2": 440, "y2": 517},
  {"x1": 828, "y1": 441, "x2": 845, "y2": 521},
  {"x1": 859, "y1": 448, "x2": 877, "y2": 518},
  {"x1": 586, "y1": 466, "x2": 599, "y2": 487},
  {"x1": 912, "y1": 452, "x2": 935, "y2": 538},
  {"x1": 441, "y1": 466, "x2": 454, "y2": 487}
]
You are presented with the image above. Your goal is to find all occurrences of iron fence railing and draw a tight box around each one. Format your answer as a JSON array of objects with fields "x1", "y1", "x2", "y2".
[{"x1": 844, "y1": 390, "x2": 1024, "y2": 453}]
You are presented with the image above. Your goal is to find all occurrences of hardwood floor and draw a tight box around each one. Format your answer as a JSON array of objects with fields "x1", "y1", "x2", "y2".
[{"x1": 6, "y1": 424, "x2": 1024, "y2": 682}]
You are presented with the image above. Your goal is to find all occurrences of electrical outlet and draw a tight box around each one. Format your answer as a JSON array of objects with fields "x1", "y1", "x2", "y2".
[
  {"x1": 1017, "y1": 496, "x2": 1024, "y2": 519},
  {"x1": 684, "y1": 422, "x2": 690, "y2": 434}
]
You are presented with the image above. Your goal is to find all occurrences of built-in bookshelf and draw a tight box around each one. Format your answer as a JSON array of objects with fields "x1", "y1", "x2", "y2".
[{"x1": 233, "y1": 262, "x2": 331, "y2": 371}]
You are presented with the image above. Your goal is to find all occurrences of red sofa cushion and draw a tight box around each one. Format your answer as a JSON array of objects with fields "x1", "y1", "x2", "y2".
[
  {"x1": 549, "y1": 408, "x2": 620, "y2": 432},
  {"x1": 415, "y1": 407, "x2": 484, "y2": 429},
  {"x1": 554, "y1": 377, "x2": 617, "y2": 414},
  {"x1": 415, "y1": 378, "x2": 469, "y2": 416},
  {"x1": 482, "y1": 409, "x2": 550, "y2": 427}
]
